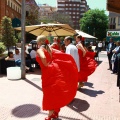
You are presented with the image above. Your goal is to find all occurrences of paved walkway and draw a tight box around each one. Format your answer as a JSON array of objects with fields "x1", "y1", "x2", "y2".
[{"x1": 0, "y1": 51, "x2": 120, "y2": 120}]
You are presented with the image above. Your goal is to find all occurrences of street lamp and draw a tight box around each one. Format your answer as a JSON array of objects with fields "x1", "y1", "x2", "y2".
[
  {"x1": 93, "y1": 28, "x2": 95, "y2": 36},
  {"x1": 88, "y1": 27, "x2": 89, "y2": 34},
  {"x1": 21, "y1": 0, "x2": 26, "y2": 79}
]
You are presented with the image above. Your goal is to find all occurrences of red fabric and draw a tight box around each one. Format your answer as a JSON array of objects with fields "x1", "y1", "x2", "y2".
[
  {"x1": 78, "y1": 49, "x2": 97, "y2": 82},
  {"x1": 51, "y1": 43, "x2": 60, "y2": 50},
  {"x1": 60, "y1": 50, "x2": 65, "y2": 53},
  {"x1": 36, "y1": 49, "x2": 78, "y2": 110}
]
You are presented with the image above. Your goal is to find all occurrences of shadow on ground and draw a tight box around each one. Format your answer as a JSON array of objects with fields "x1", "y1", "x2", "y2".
[
  {"x1": 96, "y1": 60, "x2": 102, "y2": 66},
  {"x1": 24, "y1": 78, "x2": 42, "y2": 91},
  {"x1": 66, "y1": 98, "x2": 92, "y2": 120},
  {"x1": 78, "y1": 88, "x2": 105, "y2": 97},
  {"x1": 67, "y1": 98, "x2": 90, "y2": 113},
  {"x1": 84, "y1": 82, "x2": 94, "y2": 88},
  {"x1": 12, "y1": 104, "x2": 41, "y2": 118}
]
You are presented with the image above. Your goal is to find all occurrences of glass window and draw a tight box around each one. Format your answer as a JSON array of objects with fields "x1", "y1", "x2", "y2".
[{"x1": 118, "y1": 17, "x2": 120, "y2": 25}]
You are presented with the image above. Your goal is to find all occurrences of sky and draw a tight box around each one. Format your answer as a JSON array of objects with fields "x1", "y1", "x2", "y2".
[{"x1": 35, "y1": 0, "x2": 108, "y2": 14}]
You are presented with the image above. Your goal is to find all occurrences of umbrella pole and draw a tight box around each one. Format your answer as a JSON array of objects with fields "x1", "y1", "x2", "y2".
[{"x1": 21, "y1": 0, "x2": 26, "y2": 79}]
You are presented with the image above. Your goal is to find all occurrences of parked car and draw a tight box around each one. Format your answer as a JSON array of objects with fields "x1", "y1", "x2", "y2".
[{"x1": 27, "y1": 40, "x2": 37, "y2": 53}]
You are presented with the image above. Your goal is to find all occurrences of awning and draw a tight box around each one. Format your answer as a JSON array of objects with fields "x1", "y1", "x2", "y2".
[{"x1": 107, "y1": 0, "x2": 120, "y2": 13}]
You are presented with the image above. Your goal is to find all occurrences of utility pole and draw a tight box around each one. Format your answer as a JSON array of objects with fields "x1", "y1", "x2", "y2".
[{"x1": 21, "y1": 0, "x2": 26, "y2": 79}]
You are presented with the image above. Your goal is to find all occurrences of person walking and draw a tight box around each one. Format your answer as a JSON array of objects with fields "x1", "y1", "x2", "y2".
[{"x1": 36, "y1": 35, "x2": 78, "y2": 120}]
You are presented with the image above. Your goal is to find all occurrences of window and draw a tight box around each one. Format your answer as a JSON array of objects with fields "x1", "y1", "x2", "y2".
[
  {"x1": 58, "y1": 8, "x2": 64, "y2": 10},
  {"x1": 6, "y1": 10, "x2": 9, "y2": 15},
  {"x1": 8, "y1": 0, "x2": 10, "y2": 6},
  {"x1": 7, "y1": 0, "x2": 9, "y2": 5},
  {"x1": 113, "y1": 17, "x2": 116, "y2": 24},
  {"x1": 118, "y1": 17, "x2": 120, "y2": 25},
  {"x1": 80, "y1": 5, "x2": 85, "y2": 7},
  {"x1": 12, "y1": 13, "x2": 14, "y2": 18},
  {"x1": 81, "y1": 9, "x2": 84, "y2": 11},
  {"x1": 11, "y1": 2, "x2": 12, "y2": 8},
  {"x1": 58, "y1": 4, "x2": 65, "y2": 6}
]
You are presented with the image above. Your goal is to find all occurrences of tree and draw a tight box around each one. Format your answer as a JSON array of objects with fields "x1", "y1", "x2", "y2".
[
  {"x1": 80, "y1": 9, "x2": 109, "y2": 40},
  {"x1": 26, "y1": 3, "x2": 40, "y2": 25},
  {"x1": 40, "y1": 12, "x2": 74, "y2": 28},
  {"x1": 0, "y1": 16, "x2": 18, "y2": 52}
]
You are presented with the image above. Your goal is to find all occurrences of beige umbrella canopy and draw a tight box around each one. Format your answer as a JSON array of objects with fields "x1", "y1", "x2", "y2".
[{"x1": 15, "y1": 23, "x2": 76, "y2": 36}]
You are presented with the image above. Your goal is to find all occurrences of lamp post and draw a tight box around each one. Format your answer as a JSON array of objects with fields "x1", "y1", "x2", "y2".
[
  {"x1": 93, "y1": 28, "x2": 95, "y2": 36},
  {"x1": 21, "y1": 0, "x2": 26, "y2": 79},
  {"x1": 88, "y1": 27, "x2": 89, "y2": 34}
]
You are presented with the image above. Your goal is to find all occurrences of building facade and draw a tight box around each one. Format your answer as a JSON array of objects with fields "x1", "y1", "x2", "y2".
[
  {"x1": 38, "y1": 4, "x2": 57, "y2": 19},
  {"x1": 109, "y1": 12, "x2": 120, "y2": 30},
  {"x1": 57, "y1": 0, "x2": 89, "y2": 29},
  {"x1": 0, "y1": 0, "x2": 22, "y2": 23},
  {"x1": 107, "y1": 11, "x2": 120, "y2": 41}
]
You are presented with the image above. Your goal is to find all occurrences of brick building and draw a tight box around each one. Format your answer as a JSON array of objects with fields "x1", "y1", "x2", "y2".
[
  {"x1": 0, "y1": 0, "x2": 22, "y2": 23},
  {"x1": 57, "y1": 0, "x2": 89, "y2": 29}
]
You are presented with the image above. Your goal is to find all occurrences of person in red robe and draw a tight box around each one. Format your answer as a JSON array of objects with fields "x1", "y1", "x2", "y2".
[
  {"x1": 50, "y1": 37, "x2": 61, "y2": 50},
  {"x1": 36, "y1": 35, "x2": 78, "y2": 120},
  {"x1": 76, "y1": 35, "x2": 97, "y2": 89}
]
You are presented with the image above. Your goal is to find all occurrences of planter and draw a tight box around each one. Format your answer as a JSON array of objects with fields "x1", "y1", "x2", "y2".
[{"x1": 0, "y1": 55, "x2": 15, "y2": 74}]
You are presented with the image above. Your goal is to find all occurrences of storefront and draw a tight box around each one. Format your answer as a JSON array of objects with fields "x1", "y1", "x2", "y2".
[{"x1": 106, "y1": 31, "x2": 120, "y2": 41}]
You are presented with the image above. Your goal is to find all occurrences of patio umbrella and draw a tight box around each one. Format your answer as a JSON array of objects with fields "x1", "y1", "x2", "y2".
[
  {"x1": 75, "y1": 30, "x2": 97, "y2": 39},
  {"x1": 15, "y1": 23, "x2": 76, "y2": 36}
]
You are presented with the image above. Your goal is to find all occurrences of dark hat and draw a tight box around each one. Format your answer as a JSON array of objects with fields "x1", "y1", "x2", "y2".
[{"x1": 73, "y1": 33, "x2": 79, "y2": 36}]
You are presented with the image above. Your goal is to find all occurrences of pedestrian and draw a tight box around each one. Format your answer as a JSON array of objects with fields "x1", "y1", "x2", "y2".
[
  {"x1": 36, "y1": 35, "x2": 78, "y2": 120},
  {"x1": 98, "y1": 41, "x2": 103, "y2": 52},
  {"x1": 111, "y1": 41, "x2": 120, "y2": 73},
  {"x1": 76, "y1": 35, "x2": 97, "y2": 89},
  {"x1": 106, "y1": 38, "x2": 116, "y2": 70},
  {"x1": 64, "y1": 36, "x2": 80, "y2": 72}
]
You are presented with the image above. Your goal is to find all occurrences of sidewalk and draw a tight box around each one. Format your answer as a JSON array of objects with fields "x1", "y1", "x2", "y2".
[{"x1": 0, "y1": 51, "x2": 120, "y2": 120}]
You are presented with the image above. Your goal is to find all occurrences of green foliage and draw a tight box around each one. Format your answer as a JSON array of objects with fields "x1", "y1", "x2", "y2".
[
  {"x1": 80, "y1": 9, "x2": 109, "y2": 40},
  {"x1": 1, "y1": 16, "x2": 18, "y2": 50},
  {"x1": 0, "y1": 42, "x2": 6, "y2": 54},
  {"x1": 40, "y1": 12, "x2": 74, "y2": 28},
  {"x1": 26, "y1": 4, "x2": 40, "y2": 25}
]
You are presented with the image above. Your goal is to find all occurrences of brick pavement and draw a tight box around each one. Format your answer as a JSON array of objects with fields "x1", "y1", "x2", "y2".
[{"x1": 0, "y1": 51, "x2": 120, "y2": 120}]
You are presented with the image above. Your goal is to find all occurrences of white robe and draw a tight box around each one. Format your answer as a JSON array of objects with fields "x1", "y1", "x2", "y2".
[{"x1": 66, "y1": 43, "x2": 80, "y2": 72}]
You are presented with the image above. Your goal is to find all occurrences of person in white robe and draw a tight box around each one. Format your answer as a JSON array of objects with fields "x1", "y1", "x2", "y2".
[{"x1": 64, "y1": 36, "x2": 80, "y2": 72}]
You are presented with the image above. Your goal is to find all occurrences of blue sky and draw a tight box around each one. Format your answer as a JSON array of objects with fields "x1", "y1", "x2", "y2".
[{"x1": 35, "y1": 0, "x2": 108, "y2": 14}]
